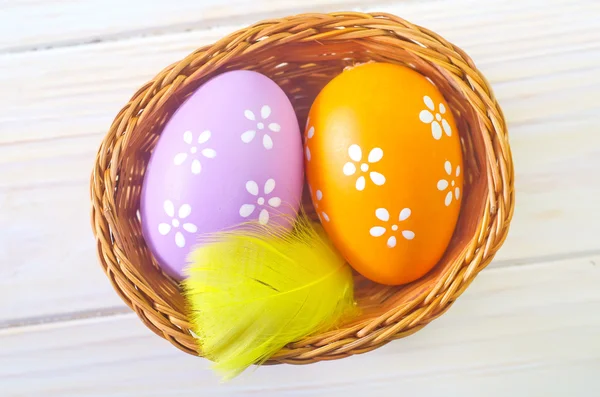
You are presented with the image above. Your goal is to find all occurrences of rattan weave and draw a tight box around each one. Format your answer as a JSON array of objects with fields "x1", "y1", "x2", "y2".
[{"x1": 90, "y1": 12, "x2": 514, "y2": 364}]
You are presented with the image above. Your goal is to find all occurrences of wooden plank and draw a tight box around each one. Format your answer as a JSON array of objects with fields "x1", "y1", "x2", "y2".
[
  {"x1": 0, "y1": 0, "x2": 397, "y2": 53},
  {"x1": 2, "y1": 1, "x2": 599, "y2": 145},
  {"x1": 1, "y1": 0, "x2": 586, "y2": 53},
  {"x1": 0, "y1": 181, "x2": 126, "y2": 325},
  {"x1": 1, "y1": 0, "x2": 600, "y2": 324},
  {"x1": 1, "y1": 255, "x2": 599, "y2": 396}
]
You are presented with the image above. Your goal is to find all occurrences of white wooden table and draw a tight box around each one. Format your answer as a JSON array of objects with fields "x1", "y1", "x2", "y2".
[{"x1": 1, "y1": 0, "x2": 599, "y2": 395}]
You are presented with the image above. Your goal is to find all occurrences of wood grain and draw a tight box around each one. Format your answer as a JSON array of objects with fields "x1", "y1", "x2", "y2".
[
  {"x1": 2, "y1": 0, "x2": 599, "y2": 145},
  {"x1": 0, "y1": 0, "x2": 407, "y2": 53},
  {"x1": 1, "y1": 0, "x2": 600, "y2": 324},
  {"x1": 1, "y1": 0, "x2": 599, "y2": 394},
  {"x1": 3, "y1": 0, "x2": 587, "y2": 53},
  {"x1": 2, "y1": 255, "x2": 599, "y2": 396}
]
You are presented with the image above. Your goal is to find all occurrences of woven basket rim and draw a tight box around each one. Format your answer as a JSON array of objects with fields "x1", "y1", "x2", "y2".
[{"x1": 90, "y1": 11, "x2": 515, "y2": 365}]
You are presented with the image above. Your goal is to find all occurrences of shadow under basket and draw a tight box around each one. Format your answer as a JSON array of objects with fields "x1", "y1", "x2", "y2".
[{"x1": 90, "y1": 12, "x2": 515, "y2": 365}]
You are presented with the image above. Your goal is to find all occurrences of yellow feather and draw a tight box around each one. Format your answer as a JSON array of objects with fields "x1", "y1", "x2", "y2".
[{"x1": 183, "y1": 211, "x2": 357, "y2": 380}]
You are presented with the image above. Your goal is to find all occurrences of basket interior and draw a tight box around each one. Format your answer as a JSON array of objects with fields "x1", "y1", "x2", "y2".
[{"x1": 105, "y1": 37, "x2": 489, "y2": 357}]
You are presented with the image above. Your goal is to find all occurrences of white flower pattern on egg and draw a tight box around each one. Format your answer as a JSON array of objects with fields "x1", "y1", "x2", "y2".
[
  {"x1": 304, "y1": 117, "x2": 315, "y2": 161},
  {"x1": 241, "y1": 105, "x2": 281, "y2": 150},
  {"x1": 369, "y1": 208, "x2": 415, "y2": 248},
  {"x1": 158, "y1": 200, "x2": 198, "y2": 248},
  {"x1": 309, "y1": 185, "x2": 330, "y2": 222},
  {"x1": 437, "y1": 161, "x2": 461, "y2": 206},
  {"x1": 343, "y1": 144, "x2": 386, "y2": 191},
  {"x1": 173, "y1": 130, "x2": 216, "y2": 175},
  {"x1": 419, "y1": 95, "x2": 452, "y2": 140},
  {"x1": 239, "y1": 178, "x2": 282, "y2": 225}
]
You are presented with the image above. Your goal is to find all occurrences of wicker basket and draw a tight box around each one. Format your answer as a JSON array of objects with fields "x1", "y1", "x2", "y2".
[{"x1": 90, "y1": 12, "x2": 514, "y2": 364}]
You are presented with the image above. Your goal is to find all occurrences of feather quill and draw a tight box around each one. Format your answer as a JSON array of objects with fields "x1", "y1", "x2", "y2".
[{"x1": 183, "y1": 211, "x2": 356, "y2": 380}]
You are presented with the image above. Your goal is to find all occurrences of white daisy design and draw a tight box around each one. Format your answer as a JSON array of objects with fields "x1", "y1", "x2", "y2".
[
  {"x1": 173, "y1": 130, "x2": 216, "y2": 175},
  {"x1": 157, "y1": 200, "x2": 198, "y2": 248},
  {"x1": 309, "y1": 186, "x2": 330, "y2": 223},
  {"x1": 241, "y1": 105, "x2": 281, "y2": 150},
  {"x1": 342, "y1": 144, "x2": 386, "y2": 191},
  {"x1": 419, "y1": 95, "x2": 452, "y2": 140},
  {"x1": 239, "y1": 178, "x2": 282, "y2": 225},
  {"x1": 369, "y1": 208, "x2": 415, "y2": 248},
  {"x1": 304, "y1": 117, "x2": 315, "y2": 161},
  {"x1": 438, "y1": 160, "x2": 461, "y2": 206}
]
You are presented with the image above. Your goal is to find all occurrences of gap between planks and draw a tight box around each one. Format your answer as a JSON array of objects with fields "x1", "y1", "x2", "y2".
[
  {"x1": 2, "y1": 252, "x2": 599, "y2": 333},
  {"x1": 1, "y1": 0, "x2": 599, "y2": 329},
  {"x1": 0, "y1": 0, "x2": 589, "y2": 55},
  {"x1": 0, "y1": 0, "x2": 403, "y2": 55},
  {"x1": 1, "y1": 253, "x2": 599, "y2": 396},
  {"x1": 2, "y1": 1, "x2": 599, "y2": 146}
]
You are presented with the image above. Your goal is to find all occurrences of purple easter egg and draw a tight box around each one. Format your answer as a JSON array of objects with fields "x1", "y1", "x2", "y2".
[{"x1": 140, "y1": 70, "x2": 303, "y2": 280}]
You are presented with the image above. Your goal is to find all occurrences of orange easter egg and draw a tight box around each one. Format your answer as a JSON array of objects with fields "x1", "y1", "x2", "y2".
[{"x1": 305, "y1": 63, "x2": 463, "y2": 285}]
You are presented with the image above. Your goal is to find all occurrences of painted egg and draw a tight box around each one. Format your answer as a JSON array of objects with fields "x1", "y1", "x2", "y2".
[
  {"x1": 305, "y1": 63, "x2": 463, "y2": 285},
  {"x1": 141, "y1": 70, "x2": 303, "y2": 280}
]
